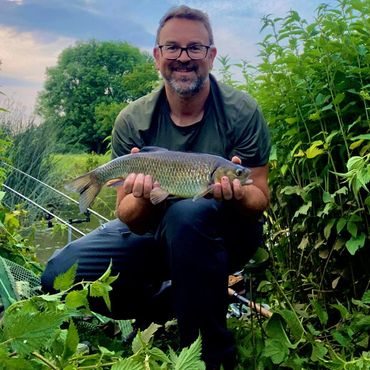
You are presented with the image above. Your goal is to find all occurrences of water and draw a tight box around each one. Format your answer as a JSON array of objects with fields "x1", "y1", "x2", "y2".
[{"x1": 34, "y1": 188, "x2": 116, "y2": 263}]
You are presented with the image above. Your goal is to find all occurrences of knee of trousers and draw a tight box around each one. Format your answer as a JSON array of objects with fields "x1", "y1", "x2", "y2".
[{"x1": 158, "y1": 198, "x2": 224, "y2": 242}]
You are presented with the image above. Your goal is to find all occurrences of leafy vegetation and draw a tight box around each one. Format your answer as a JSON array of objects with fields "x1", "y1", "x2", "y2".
[{"x1": 1, "y1": 0, "x2": 370, "y2": 368}]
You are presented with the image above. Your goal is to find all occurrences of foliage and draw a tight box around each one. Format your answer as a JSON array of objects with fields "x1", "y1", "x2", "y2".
[
  {"x1": 253, "y1": 0, "x2": 370, "y2": 300},
  {"x1": 0, "y1": 263, "x2": 205, "y2": 369},
  {"x1": 229, "y1": 287, "x2": 370, "y2": 369},
  {"x1": 37, "y1": 40, "x2": 159, "y2": 153}
]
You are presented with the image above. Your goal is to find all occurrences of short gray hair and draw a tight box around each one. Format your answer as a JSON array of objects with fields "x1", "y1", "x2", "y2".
[{"x1": 155, "y1": 5, "x2": 214, "y2": 45}]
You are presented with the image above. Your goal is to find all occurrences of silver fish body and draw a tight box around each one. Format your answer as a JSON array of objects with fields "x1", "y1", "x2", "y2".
[{"x1": 65, "y1": 148, "x2": 251, "y2": 212}]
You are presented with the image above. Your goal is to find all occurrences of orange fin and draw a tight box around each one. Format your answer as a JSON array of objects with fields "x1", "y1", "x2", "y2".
[
  {"x1": 150, "y1": 188, "x2": 170, "y2": 205},
  {"x1": 106, "y1": 178, "x2": 124, "y2": 187},
  {"x1": 192, "y1": 185, "x2": 214, "y2": 201}
]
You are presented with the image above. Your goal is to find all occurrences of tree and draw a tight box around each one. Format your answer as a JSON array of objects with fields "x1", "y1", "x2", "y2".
[{"x1": 37, "y1": 40, "x2": 159, "y2": 153}]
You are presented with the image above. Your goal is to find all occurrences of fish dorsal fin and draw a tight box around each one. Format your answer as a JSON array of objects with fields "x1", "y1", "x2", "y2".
[
  {"x1": 150, "y1": 187, "x2": 170, "y2": 205},
  {"x1": 192, "y1": 185, "x2": 214, "y2": 201},
  {"x1": 140, "y1": 146, "x2": 169, "y2": 153}
]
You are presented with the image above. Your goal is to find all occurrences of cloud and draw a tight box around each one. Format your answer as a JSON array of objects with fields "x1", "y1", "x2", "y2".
[
  {"x1": 0, "y1": 0, "x2": 155, "y2": 46},
  {"x1": 0, "y1": 26, "x2": 75, "y2": 84}
]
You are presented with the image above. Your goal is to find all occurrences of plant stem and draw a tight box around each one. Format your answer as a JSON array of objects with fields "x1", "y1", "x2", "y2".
[{"x1": 31, "y1": 352, "x2": 58, "y2": 370}]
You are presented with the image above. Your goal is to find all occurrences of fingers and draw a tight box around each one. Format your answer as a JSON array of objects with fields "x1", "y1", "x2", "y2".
[
  {"x1": 213, "y1": 177, "x2": 244, "y2": 201},
  {"x1": 123, "y1": 173, "x2": 156, "y2": 199},
  {"x1": 231, "y1": 156, "x2": 241, "y2": 165},
  {"x1": 131, "y1": 147, "x2": 140, "y2": 154}
]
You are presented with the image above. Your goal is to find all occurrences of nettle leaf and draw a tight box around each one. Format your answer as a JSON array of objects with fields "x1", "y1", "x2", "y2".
[
  {"x1": 62, "y1": 320, "x2": 79, "y2": 363},
  {"x1": 53, "y1": 263, "x2": 78, "y2": 291},
  {"x1": 90, "y1": 280, "x2": 112, "y2": 311},
  {"x1": 3, "y1": 310, "x2": 68, "y2": 355},
  {"x1": 263, "y1": 338, "x2": 289, "y2": 364},
  {"x1": 174, "y1": 336, "x2": 205, "y2": 370},
  {"x1": 346, "y1": 233, "x2": 366, "y2": 255},
  {"x1": 311, "y1": 300, "x2": 328, "y2": 326},
  {"x1": 331, "y1": 303, "x2": 349, "y2": 320},
  {"x1": 311, "y1": 341, "x2": 328, "y2": 362},
  {"x1": 278, "y1": 309, "x2": 304, "y2": 341},
  {"x1": 148, "y1": 347, "x2": 171, "y2": 364},
  {"x1": 361, "y1": 290, "x2": 370, "y2": 304},
  {"x1": 65, "y1": 289, "x2": 89, "y2": 309},
  {"x1": 111, "y1": 358, "x2": 144, "y2": 370}
]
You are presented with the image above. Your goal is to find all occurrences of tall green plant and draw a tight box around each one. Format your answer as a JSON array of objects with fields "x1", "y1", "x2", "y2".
[{"x1": 253, "y1": 0, "x2": 370, "y2": 300}]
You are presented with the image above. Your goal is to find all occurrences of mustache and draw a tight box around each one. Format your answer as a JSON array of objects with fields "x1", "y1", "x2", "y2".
[{"x1": 169, "y1": 61, "x2": 198, "y2": 71}]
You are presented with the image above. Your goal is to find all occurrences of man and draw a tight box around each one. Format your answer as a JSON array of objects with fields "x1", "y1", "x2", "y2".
[{"x1": 42, "y1": 5, "x2": 270, "y2": 369}]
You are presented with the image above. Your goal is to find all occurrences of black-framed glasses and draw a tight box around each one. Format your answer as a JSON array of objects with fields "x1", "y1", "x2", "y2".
[{"x1": 158, "y1": 44, "x2": 211, "y2": 60}]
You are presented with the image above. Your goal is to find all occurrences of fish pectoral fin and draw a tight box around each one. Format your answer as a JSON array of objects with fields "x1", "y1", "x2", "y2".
[
  {"x1": 192, "y1": 185, "x2": 214, "y2": 201},
  {"x1": 106, "y1": 178, "x2": 125, "y2": 187},
  {"x1": 150, "y1": 188, "x2": 170, "y2": 205}
]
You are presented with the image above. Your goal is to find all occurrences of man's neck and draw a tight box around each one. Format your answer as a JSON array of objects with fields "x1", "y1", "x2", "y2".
[{"x1": 165, "y1": 80, "x2": 210, "y2": 127}]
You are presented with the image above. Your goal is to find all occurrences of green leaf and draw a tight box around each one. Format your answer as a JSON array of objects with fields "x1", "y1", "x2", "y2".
[
  {"x1": 53, "y1": 263, "x2": 78, "y2": 291},
  {"x1": 3, "y1": 310, "x2": 68, "y2": 355},
  {"x1": 62, "y1": 320, "x2": 79, "y2": 362},
  {"x1": 90, "y1": 280, "x2": 112, "y2": 311},
  {"x1": 111, "y1": 359, "x2": 144, "y2": 370},
  {"x1": 346, "y1": 233, "x2": 366, "y2": 255},
  {"x1": 306, "y1": 143, "x2": 325, "y2": 158},
  {"x1": 347, "y1": 221, "x2": 358, "y2": 237},
  {"x1": 333, "y1": 93, "x2": 345, "y2": 105},
  {"x1": 148, "y1": 347, "x2": 171, "y2": 363},
  {"x1": 311, "y1": 300, "x2": 328, "y2": 326},
  {"x1": 324, "y1": 219, "x2": 335, "y2": 240},
  {"x1": 336, "y1": 218, "x2": 347, "y2": 234},
  {"x1": 361, "y1": 290, "x2": 370, "y2": 304},
  {"x1": 65, "y1": 289, "x2": 89, "y2": 309},
  {"x1": 263, "y1": 338, "x2": 289, "y2": 364},
  {"x1": 131, "y1": 323, "x2": 161, "y2": 354},
  {"x1": 174, "y1": 336, "x2": 205, "y2": 370},
  {"x1": 311, "y1": 341, "x2": 328, "y2": 361},
  {"x1": 293, "y1": 201, "x2": 312, "y2": 219},
  {"x1": 278, "y1": 309, "x2": 304, "y2": 341}
]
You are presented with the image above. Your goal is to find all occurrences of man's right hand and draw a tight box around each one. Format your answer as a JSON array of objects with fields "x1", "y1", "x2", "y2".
[{"x1": 115, "y1": 147, "x2": 160, "y2": 234}]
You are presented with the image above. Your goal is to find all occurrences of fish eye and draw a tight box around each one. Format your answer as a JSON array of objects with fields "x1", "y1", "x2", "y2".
[{"x1": 235, "y1": 168, "x2": 243, "y2": 176}]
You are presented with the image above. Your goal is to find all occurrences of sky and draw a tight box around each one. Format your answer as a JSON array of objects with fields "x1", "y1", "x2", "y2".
[{"x1": 0, "y1": 0, "x2": 338, "y2": 118}]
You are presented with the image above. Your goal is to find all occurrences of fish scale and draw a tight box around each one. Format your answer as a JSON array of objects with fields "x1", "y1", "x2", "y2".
[{"x1": 65, "y1": 148, "x2": 252, "y2": 212}]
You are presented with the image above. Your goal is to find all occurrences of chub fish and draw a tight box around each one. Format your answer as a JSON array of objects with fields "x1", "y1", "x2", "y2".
[{"x1": 65, "y1": 147, "x2": 252, "y2": 212}]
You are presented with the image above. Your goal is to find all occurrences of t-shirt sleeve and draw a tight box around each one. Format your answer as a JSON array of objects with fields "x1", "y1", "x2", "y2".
[
  {"x1": 111, "y1": 110, "x2": 143, "y2": 159},
  {"x1": 230, "y1": 105, "x2": 271, "y2": 168}
]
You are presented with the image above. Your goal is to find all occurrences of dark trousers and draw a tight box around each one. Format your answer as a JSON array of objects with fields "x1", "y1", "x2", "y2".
[{"x1": 41, "y1": 198, "x2": 263, "y2": 367}]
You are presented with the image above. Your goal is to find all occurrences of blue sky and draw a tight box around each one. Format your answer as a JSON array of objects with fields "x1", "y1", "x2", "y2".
[{"x1": 0, "y1": 0, "x2": 337, "y2": 117}]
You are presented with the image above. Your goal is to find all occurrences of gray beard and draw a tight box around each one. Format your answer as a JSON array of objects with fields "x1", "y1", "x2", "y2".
[{"x1": 166, "y1": 74, "x2": 208, "y2": 97}]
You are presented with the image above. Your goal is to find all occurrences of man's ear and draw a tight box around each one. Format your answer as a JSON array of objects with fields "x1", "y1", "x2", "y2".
[{"x1": 153, "y1": 47, "x2": 161, "y2": 70}]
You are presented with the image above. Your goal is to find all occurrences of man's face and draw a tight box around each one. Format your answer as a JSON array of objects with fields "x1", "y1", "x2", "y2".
[{"x1": 154, "y1": 18, "x2": 217, "y2": 97}]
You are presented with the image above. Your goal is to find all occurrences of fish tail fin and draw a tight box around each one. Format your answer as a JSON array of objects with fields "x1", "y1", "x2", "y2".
[{"x1": 65, "y1": 172, "x2": 102, "y2": 213}]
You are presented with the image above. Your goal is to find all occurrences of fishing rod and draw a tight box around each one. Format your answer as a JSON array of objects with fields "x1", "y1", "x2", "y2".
[
  {"x1": 1, "y1": 161, "x2": 109, "y2": 222},
  {"x1": 1, "y1": 183, "x2": 85, "y2": 238}
]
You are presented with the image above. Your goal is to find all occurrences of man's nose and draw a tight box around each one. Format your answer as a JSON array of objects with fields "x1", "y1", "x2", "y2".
[{"x1": 177, "y1": 48, "x2": 192, "y2": 62}]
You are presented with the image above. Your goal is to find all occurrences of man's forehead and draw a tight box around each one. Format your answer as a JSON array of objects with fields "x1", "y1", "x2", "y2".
[{"x1": 158, "y1": 18, "x2": 210, "y2": 43}]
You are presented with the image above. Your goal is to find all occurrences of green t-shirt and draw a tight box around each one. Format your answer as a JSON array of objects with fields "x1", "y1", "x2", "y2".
[{"x1": 112, "y1": 75, "x2": 270, "y2": 167}]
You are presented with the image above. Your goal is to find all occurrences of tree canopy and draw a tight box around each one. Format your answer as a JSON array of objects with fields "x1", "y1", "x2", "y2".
[{"x1": 37, "y1": 40, "x2": 159, "y2": 153}]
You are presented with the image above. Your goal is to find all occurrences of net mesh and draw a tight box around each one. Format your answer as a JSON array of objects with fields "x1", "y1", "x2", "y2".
[{"x1": 0, "y1": 256, "x2": 42, "y2": 309}]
